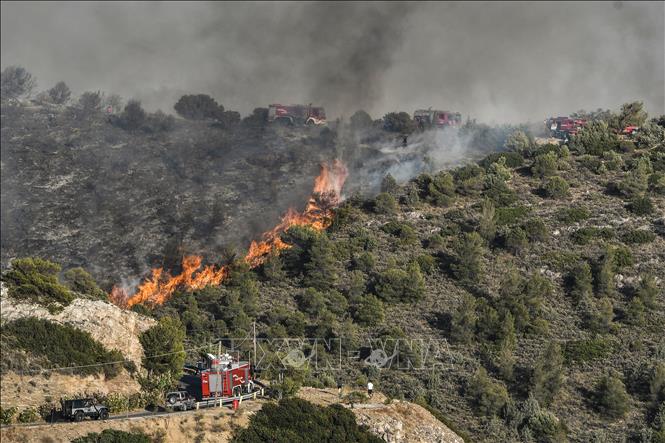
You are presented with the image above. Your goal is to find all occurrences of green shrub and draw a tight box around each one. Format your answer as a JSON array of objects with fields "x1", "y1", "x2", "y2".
[
  {"x1": 353, "y1": 295, "x2": 385, "y2": 327},
  {"x1": 427, "y1": 233, "x2": 445, "y2": 250},
  {"x1": 415, "y1": 254, "x2": 435, "y2": 274},
  {"x1": 619, "y1": 157, "x2": 651, "y2": 198},
  {"x1": 373, "y1": 192, "x2": 398, "y2": 214},
  {"x1": 636, "y1": 274, "x2": 659, "y2": 309},
  {"x1": 622, "y1": 229, "x2": 656, "y2": 244},
  {"x1": 2, "y1": 257, "x2": 74, "y2": 311},
  {"x1": 480, "y1": 151, "x2": 524, "y2": 169},
  {"x1": 3, "y1": 318, "x2": 124, "y2": 377},
  {"x1": 233, "y1": 398, "x2": 381, "y2": 442},
  {"x1": 578, "y1": 155, "x2": 604, "y2": 174},
  {"x1": 467, "y1": 367, "x2": 510, "y2": 417},
  {"x1": 523, "y1": 218, "x2": 548, "y2": 242},
  {"x1": 494, "y1": 206, "x2": 531, "y2": 226},
  {"x1": 556, "y1": 207, "x2": 591, "y2": 224},
  {"x1": 649, "y1": 172, "x2": 665, "y2": 195},
  {"x1": 584, "y1": 296, "x2": 615, "y2": 333},
  {"x1": 593, "y1": 374, "x2": 631, "y2": 419},
  {"x1": 139, "y1": 317, "x2": 185, "y2": 377},
  {"x1": 504, "y1": 130, "x2": 533, "y2": 156},
  {"x1": 504, "y1": 227, "x2": 529, "y2": 255},
  {"x1": 602, "y1": 151, "x2": 623, "y2": 170},
  {"x1": 569, "y1": 120, "x2": 619, "y2": 155},
  {"x1": 564, "y1": 338, "x2": 612, "y2": 364},
  {"x1": 0, "y1": 406, "x2": 18, "y2": 425},
  {"x1": 569, "y1": 261, "x2": 593, "y2": 303},
  {"x1": 570, "y1": 227, "x2": 614, "y2": 245},
  {"x1": 426, "y1": 172, "x2": 456, "y2": 206},
  {"x1": 628, "y1": 195, "x2": 654, "y2": 215},
  {"x1": 532, "y1": 152, "x2": 558, "y2": 178},
  {"x1": 541, "y1": 176, "x2": 570, "y2": 199},
  {"x1": 611, "y1": 244, "x2": 633, "y2": 270},
  {"x1": 17, "y1": 407, "x2": 39, "y2": 423},
  {"x1": 375, "y1": 263, "x2": 425, "y2": 303},
  {"x1": 62, "y1": 267, "x2": 107, "y2": 300},
  {"x1": 72, "y1": 429, "x2": 151, "y2": 443},
  {"x1": 381, "y1": 220, "x2": 418, "y2": 245}
]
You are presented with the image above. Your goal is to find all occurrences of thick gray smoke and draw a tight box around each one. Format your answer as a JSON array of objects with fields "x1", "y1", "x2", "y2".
[{"x1": 1, "y1": 2, "x2": 663, "y2": 122}]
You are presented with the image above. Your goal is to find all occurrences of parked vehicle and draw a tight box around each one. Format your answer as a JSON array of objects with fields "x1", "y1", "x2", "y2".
[
  {"x1": 165, "y1": 391, "x2": 196, "y2": 411},
  {"x1": 61, "y1": 398, "x2": 109, "y2": 422}
]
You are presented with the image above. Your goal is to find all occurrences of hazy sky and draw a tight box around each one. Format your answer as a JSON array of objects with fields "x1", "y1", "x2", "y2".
[{"x1": 2, "y1": 1, "x2": 663, "y2": 123}]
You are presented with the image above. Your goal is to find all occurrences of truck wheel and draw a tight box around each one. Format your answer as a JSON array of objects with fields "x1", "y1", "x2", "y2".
[
  {"x1": 99, "y1": 410, "x2": 109, "y2": 420},
  {"x1": 74, "y1": 411, "x2": 84, "y2": 422}
]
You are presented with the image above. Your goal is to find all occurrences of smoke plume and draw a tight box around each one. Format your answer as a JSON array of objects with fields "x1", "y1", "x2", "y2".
[{"x1": 1, "y1": 2, "x2": 662, "y2": 122}]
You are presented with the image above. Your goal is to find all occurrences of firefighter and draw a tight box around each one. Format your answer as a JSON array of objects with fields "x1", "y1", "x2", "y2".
[
  {"x1": 367, "y1": 381, "x2": 374, "y2": 398},
  {"x1": 337, "y1": 380, "x2": 343, "y2": 398}
]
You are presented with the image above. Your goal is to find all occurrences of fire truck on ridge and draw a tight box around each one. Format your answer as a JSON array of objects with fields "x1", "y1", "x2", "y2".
[
  {"x1": 413, "y1": 109, "x2": 462, "y2": 130},
  {"x1": 268, "y1": 104, "x2": 327, "y2": 126},
  {"x1": 546, "y1": 116, "x2": 587, "y2": 140}
]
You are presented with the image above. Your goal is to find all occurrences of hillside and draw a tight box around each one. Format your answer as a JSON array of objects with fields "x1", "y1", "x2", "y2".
[{"x1": 1, "y1": 100, "x2": 664, "y2": 442}]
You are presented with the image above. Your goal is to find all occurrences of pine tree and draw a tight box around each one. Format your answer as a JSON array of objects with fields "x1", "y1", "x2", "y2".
[
  {"x1": 452, "y1": 232, "x2": 485, "y2": 283},
  {"x1": 478, "y1": 199, "x2": 496, "y2": 242},
  {"x1": 594, "y1": 373, "x2": 631, "y2": 418},
  {"x1": 304, "y1": 235, "x2": 341, "y2": 290},
  {"x1": 451, "y1": 293, "x2": 478, "y2": 344},
  {"x1": 531, "y1": 342, "x2": 564, "y2": 406},
  {"x1": 570, "y1": 261, "x2": 593, "y2": 303}
]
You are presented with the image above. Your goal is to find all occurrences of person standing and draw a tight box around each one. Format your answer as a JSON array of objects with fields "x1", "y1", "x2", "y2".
[
  {"x1": 367, "y1": 381, "x2": 374, "y2": 398},
  {"x1": 337, "y1": 380, "x2": 343, "y2": 398}
]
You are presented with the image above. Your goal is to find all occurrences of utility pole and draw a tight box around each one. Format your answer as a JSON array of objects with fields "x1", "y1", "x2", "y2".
[{"x1": 253, "y1": 321, "x2": 257, "y2": 369}]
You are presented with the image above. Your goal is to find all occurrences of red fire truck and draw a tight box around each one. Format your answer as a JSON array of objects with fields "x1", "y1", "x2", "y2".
[
  {"x1": 182, "y1": 353, "x2": 253, "y2": 401},
  {"x1": 414, "y1": 109, "x2": 462, "y2": 130},
  {"x1": 546, "y1": 116, "x2": 587, "y2": 140},
  {"x1": 268, "y1": 104, "x2": 326, "y2": 126}
]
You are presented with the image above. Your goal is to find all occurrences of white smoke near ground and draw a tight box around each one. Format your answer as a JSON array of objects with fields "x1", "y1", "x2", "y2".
[{"x1": 343, "y1": 127, "x2": 484, "y2": 196}]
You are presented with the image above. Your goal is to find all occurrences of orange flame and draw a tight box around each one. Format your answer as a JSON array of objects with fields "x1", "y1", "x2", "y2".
[{"x1": 112, "y1": 160, "x2": 348, "y2": 308}]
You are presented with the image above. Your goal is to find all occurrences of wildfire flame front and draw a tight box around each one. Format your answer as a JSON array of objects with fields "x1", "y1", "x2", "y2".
[{"x1": 111, "y1": 160, "x2": 348, "y2": 308}]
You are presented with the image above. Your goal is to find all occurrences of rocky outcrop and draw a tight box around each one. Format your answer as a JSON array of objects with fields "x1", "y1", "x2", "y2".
[
  {"x1": 0, "y1": 287, "x2": 155, "y2": 366},
  {"x1": 297, "y1": 387, "x2": 464, "y2": 443}
]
